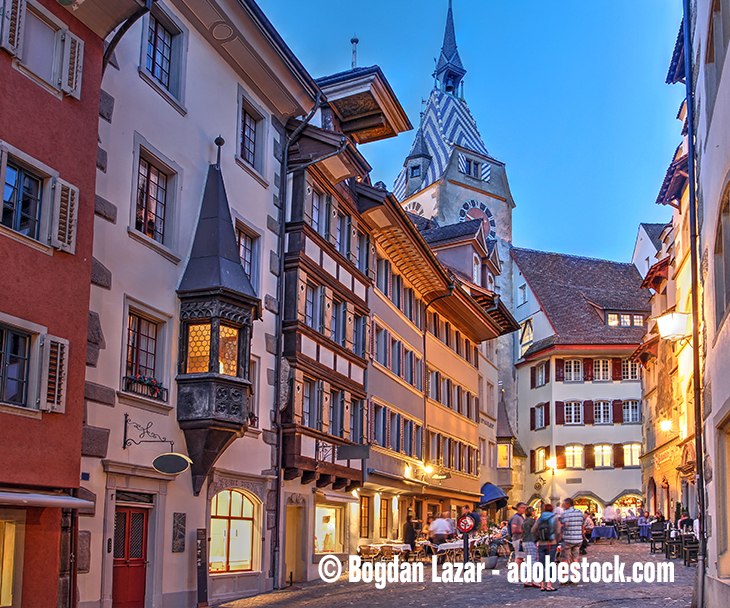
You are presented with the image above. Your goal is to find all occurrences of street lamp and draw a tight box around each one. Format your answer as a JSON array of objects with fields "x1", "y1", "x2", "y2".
[
  {"x1": 546, "y1": 457, "x2": 557, "y2": 473},
  {"x1": 660, "y1": 420, "x2": 673, "y2": 432},
  {"x1": 656, "y1": 312, "x2": 692, "y2": 341}
]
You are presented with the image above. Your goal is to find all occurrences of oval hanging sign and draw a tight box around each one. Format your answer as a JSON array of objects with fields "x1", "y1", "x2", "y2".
[{"x1": 152, "y1": 453, "x2": 193, "y2": 475}]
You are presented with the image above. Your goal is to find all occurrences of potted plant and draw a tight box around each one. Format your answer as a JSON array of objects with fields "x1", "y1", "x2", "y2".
[{"x1": 478, "y1": 544, "x2": 499, "y2": 569}]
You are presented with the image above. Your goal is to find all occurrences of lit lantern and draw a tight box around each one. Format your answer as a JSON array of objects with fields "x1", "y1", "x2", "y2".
[{"x1": 656, "y1": 312, "x2": 691, "y2": 341}]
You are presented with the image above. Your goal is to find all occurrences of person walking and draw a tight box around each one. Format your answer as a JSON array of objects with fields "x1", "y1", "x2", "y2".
[
  {"x1": 560, "y1": 498, "x2": 585, "y2": 577},
  {"x1": 521, "y1": 506, "x2": 540, "y2": 588},
  {"x1": 403, "y1": 515, "x2": 417, "y2": 551},
  {"x1": 509, "y1": 502, "x2": 527, "y2": 568},
  {"x1": 461, "y1": 504, "x2": 481, "y2": 529},
  {"x1": 430, "y1": 513, "x2": 450, "y2": 546},
  {"x1": 533, "y1": 504, "x2": 560, "y2": 592}
]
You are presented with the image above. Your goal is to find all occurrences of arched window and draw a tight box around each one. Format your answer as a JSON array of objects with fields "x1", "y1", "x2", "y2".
[
  {"x1": 472, "y1": 254, "x2": 481, "y2": 285},
  {"x1": 209, "y1": 489, "x2": 255, "y2": 573}
]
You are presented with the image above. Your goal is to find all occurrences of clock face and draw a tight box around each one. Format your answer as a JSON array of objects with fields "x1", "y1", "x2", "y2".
[{"x1": 458, "y1": 199, "x2": 497, "y2": 239}]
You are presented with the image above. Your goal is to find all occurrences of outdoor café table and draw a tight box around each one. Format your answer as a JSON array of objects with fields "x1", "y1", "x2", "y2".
[
  {"x1": 639, "y1": 524, "x2": 651, "y2": 539},
  {"x1": 368, "y1": 543, "x2": 411, "y2": 552},
  {"x1": 591, "y1": 526, "x2": 618, "y2": 544}
]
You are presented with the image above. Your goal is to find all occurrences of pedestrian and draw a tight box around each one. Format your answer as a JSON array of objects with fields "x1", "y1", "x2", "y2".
[
  {"x1": 655, "y1": 510, "x2": 666, "y2": 523},
  {"x1": 560, "y1": 498, "x2": 585, "y2": 577},
  {"x1": 581, "y1": 511, "x2": 595, "y2": 555},
  {"x1": 521, "y1": 506, "x2": 540, "y2": 588},
  {"x1": 430, "y1": 513, "x2": 450, "y2": 546},
  {"x1": 533, "y1": 503, "x2": 560, "y2": 592},
  {"x1": 461, "y1": 504, "x2": 481, "y2": 529},
  {"x1": 443, "y1": 511, "x2": 456, "y2": 539},
  {"x1": 678, "y1": 511, "x2": 694, "y2": 532},
  {"x1": 509, "y1": 502, "x2": 527, "y2": 568},
  {"x1": 403, "y1": 515, "x2": 417, "y2": 551},
  {"x1": 423, "y1": 516, "x2": 433, "y2": 541},
  {"x1": 637, "y1": 511, "x2": 648, "y2": 526}
]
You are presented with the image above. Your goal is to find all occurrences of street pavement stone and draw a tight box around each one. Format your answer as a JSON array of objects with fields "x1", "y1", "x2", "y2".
[{"x1": 217, "y1": 541, "x2": 693, "y2": 608}]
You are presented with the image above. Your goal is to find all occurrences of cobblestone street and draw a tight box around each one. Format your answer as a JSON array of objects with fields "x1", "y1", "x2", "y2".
[{"x1": 219, "y1": 541, "x2": 694, "y2": 608}]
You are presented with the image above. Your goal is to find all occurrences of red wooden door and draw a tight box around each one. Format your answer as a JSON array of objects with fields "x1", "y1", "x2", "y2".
[{"x1": 112, "y1": 507, "x2": 148, "y2": 608}]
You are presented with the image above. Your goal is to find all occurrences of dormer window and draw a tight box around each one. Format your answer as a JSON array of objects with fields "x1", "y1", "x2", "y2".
[
  {"x1": 607, "y1": 312, "x2": 644, "y2": 327},
  {"x1": 410, "y1": 165, "x2": 421, "y2": 178}
]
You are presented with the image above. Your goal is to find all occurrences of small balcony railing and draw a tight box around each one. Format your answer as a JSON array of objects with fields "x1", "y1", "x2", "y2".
[{"x1": 123, "y1": 376, "x2": 168, "y2": 402}]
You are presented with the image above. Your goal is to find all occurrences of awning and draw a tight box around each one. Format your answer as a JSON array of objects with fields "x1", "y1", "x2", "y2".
[
  {"x1": 0, "y1": 491, "x2": 94, "y2": 510},
  {"x1": 479, "y1": 483, "x2": 509, "y2": 509},
  {"x1": 314, "y1": 489, "x2": 358, "y2": 504}
]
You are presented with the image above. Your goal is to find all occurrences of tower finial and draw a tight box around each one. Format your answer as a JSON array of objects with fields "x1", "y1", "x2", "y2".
[
  {"x1": 434, "y1": 0, "x2": 465, "y2": 94},
  {"x1": 351, "y1": 34, "x2": 359, "y2": 69},
  {"x1": 215, "y1": 135, "x2": 225, "y2": 168}
]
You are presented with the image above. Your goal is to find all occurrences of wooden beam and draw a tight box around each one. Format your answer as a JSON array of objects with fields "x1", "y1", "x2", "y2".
[
  {"x1": 302, "y1": 470, "x2": 320, "y2": 485},
  {"x1": 316, "y1": 474, "x2": 334, "y2": 488},
  {"x1": 284, "y1": 467, "x2": 302, "y2": 481},
  {"x1": 332, "y1": 477, "x2": 349, "y2": 490}
]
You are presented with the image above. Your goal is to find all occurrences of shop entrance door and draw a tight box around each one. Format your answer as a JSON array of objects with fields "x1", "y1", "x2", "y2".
[
  {"x1": 285, "y1": 505, "x2": 305, "y2": 583},
  {"x1": 112, "y1": 507, "x2": 148, "y2": 608}
]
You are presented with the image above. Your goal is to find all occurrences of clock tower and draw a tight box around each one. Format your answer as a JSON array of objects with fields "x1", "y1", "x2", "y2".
[{"x1": 393, "y1": 1, "x2": 518, "y2": 427}]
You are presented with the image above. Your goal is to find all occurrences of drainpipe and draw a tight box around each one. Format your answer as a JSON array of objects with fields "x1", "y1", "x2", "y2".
[
  {"x1": 421, "y1": 284, "x2": 455, "y2": 471},
  {"x1": 271, "y1": 93, "x2": 321, "y2": 589},
  {"x1": 680, "y1": 3, "x2": 707, "y2": 606}
]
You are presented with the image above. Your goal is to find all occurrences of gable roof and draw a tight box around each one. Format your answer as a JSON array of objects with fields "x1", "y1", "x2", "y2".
[
  {"x1": 419, "y1": 218, "x2": 482, "y2": 245},
  {"x1": 511, "y1": 248, "x2": 650, "y2": 356},
  {"x1": 641, "y1": 223, "x2": 667, "y2": 252}
]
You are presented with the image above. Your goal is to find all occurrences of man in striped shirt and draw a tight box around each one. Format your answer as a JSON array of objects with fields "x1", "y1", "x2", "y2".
[{"x1": 560, "y1": 498, "x2": 585, "y2": 569}]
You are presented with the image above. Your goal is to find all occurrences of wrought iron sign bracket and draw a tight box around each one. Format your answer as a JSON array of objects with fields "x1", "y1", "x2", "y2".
[
  {"x1": 314, "y1": 440, "x2": 334, "y2": 469},
  {"x1": 123, "y1": 413, "x2": 174, "y2": 451}
]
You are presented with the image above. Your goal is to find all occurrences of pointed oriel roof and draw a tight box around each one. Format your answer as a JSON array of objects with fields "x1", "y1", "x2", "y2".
[{"x1": 178, "y1": 164, "x2": 260, "y2": 313}]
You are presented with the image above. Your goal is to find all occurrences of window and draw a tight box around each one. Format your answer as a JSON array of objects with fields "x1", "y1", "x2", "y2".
[
  {"x1": 623, "y1": 400, "x2": 640, "y2": 423},
  {"x1": 415, "y1": 425, "x2": 423, "y2": 459},
  {"x1": 0, "y1": 512, "x2": 23, "y2": 607},
  {"x1": 623, "y1": 443, "x2": 641, "y2": 467},
  {"x1": 472, "y1": 254, "x2": 481, "y2": 285},
  {"x1": 622, "y1": 359, "x2": 639, "y2": 381},
  {"x1": 305, "y1": 284, "x2": 324, "y2": 332},
  {"x1": 518, "y1": 284, "x2": 527, "y2": 306},
  {"x1": 352, "y1": 315, "x2": 366, "y2": 358},
  {"x1": 566, "y1": 445, "x2": 584, "y2": 469},
  {"x1": 331, "y1": 301, "x2": 345, "y2": 346},
  {"x1": 302, "y1": 378, "x2": 322, "y2": 430},
  {"x1": 374, "y1": 405, "x2": 386, "y2": 445},
  {"x1": 428, "y1": 370, "x2": 439, "y2": 401},
  {"x1": 355, "y1": 231, "x2": 369, "y2": 274},
  {"x1": 480, "y1": 439, "x2": 488, "y2": 466},
  {"x1": 376, "y1": 257, "x2": 390, "y2": 296},
  {"x1": 125, "y1": 312, "x2": 158, "y2": 379},
  {"x1": 519, "y1": 319, "x2": 533, "y2": 356},
  {"x1": 714, "y1": 198, "x2": 730, "y2": 323},
  {"x1": 140, "y1": 6, "x2": 187, "y2": 105},
  {"x1": 0, "y1": 325, "x2": 30, "y2": 408},
  {"x1": 594, "y1": 445, "x2": 613, "y2": 468},
  {"x1": 379, "y1": 498, "x2": 390, "y2": 538},
  {"x1": 594, "y1": 401, "x2": 612, "y2": 424},
  {"x1": 390, "y1": 340, "x2": 402, "y2": 377},
  {"x1": 350, "y1": 399, "x2": 366, "y2": 443},
  {"x1": 498, "y1": 443, "x2": 512, "y2": 468},
  {"x1": 335, "y1": 212, "x2": 349, "y2": 256},
  {"x1": 403, "y1": 419, "x2": 413, "y2": 456},
  {"x1": 564, "y1": 401, "x2": 583, "y2": 425},
  {"x1": 329, "y1": 390, "x2": 344, "y2": 438},
  {"x1": 564, "y1": 359, "x2": 582, "y2": 382},
  {"x1": 236, "y1": 225, "x2": 259, "y2": 290},
  {"x1": 535, "y1": 362, "x2": 547, "y2": 387},
  {"x1": 620, "y1": 314, "x2": 632, "y2": 326},
  {"x1": 410, "y1": 165, "x2": 421, "y2": 178},
  {"x1": 359, "y1": 496, "x2": 370, "y2": 538},
  {"x1": 441, "y1": 378, "x2": 450, "y2": 408},
  {"x1": 2, "y1": 0, "x2": 84, "y2": 98},
  {"x1": 391, "y1": 274, "x2": 402, "y2": 309},
  {"x1": 375, "y1": 327, "x2": 387, "y2": 367},
  {"x1": 2, "y1": 162, "x2": 42, "y2": 240},
  {"x1": 535, "y1": 447, "x2": 546, "y2": 472},
  {"x1": 404, "y1": 350, "x2": 414, "y2": 385},
  {"x1": 218, "y1": 325, "x2": 239, "y2": 376},
  {"x1": 633, "y1": 315, "x2": 644, "y2": 326},
  {"x1": 607, "y1": 313, "x2": 619, "y2": 327},
  {"x1": 136, "y1": 157, "x2": 168, "y2": 244},
  {"x1": 0, "y1": 144, "x2": 78, "y2": 253},
  {"x1": 315, "y1": 505, "x2": 343, "y2": 553},
  {"x1": 535, "y1": 403, "x2": 546, "y2": 429},
  {"x1": 594, "y1": 359, "x2": 610, "y2": 381},
  {"x1": 209, "y1": 489, "x2": 255, "y2": 572},
  {"x1": 390, "y1": 412, "x2": 400, "y2": 451}
]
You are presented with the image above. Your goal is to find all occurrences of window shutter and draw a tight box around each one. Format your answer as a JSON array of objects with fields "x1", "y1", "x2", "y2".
[
  {"x1": 530, "y1": 407, "x2": 535, "y2": 431},
  {"x1": 367, "y1": 399, "x2": 375, "y2": 442},
  {"x1": 556, "y1": 445, "x2": 566, "y2": 469},
  {"x1": 368, "y1": 318, "x2": 375, "y2": 359},
  {"x1": 0, "y1": 0, "x2": 26, "y2": 56},
  {"x1": 530, "y1": 366, "x2": 536, "y2": 389},
  {"x1": 613, "y1": 443, "x2": 624, "y2": 468},
  {"x1": 318, "y1": 288, "x2": 326, "y2": 333},
  {"x1": 555, "y1": 401, "x2": 565, "y2": 425},
  {"x1": 530, "y1": 449, "x2": 536, "y2": 473},
  {"x1": 368, "y1": 244, "x2": 376, "y2": 280},
  {"x1": 458, "y1": 152, "x2": 468, "y2": 174},
  {"x1": 612, "y1": 399, "x2": 623, "y2": 424},
  {"x1": 612, "y1": 358, "x2": 622, "y2": 381},
  {"x1": 40, "y1": 334, "x2": 69, "y2": 413},
  {"x1": 545, "y1": 360, "x2": 550, "y2": 383},
  {"x1": 545, "y1": 445, "x2": 551, "y2": 460},
  {"x1": 326, "y1": 195, "x2": 335, "y2": 243},
  {"x1": 583, "y1": 358, "x2": 594, "y2": 382},
  {"x1": 583, "y1": 400, "x2": 594, "y2": 424},
  {"x1": 61, "y1": 30, "x2": 84, "y2": 99},
  {"x1": 585, "y1": 444, "x2": 595, "y2": 469},
  {"x1": 51, "y1": 178, "x2": 80, "y2": 254},
  {"x1": 385, "y1": 408, "x2": 391, "y2": 447},
  {"x1": 544, "y1": 402, "x2": 550, "y2": 426},
  {"x1": 555, "y1": 359, "x2": 564, "y2": 381},
  {"x1": 316, "y1": 382, "x2": 324, "y2": 429}
]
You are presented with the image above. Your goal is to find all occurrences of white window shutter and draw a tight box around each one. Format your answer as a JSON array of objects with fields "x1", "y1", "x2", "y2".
[
  {"x1": 0, "y1": 0, "x2": 26, "y2": 56},
  {"x1": 51, "y1": 178, "x2": 79, "y2": 254},
  {"x1": 39, "y1": 334, "x2": 69, "y2": 413},
  {"x1": 60, "y1": 29, "x2": 83, "y2": 99}
]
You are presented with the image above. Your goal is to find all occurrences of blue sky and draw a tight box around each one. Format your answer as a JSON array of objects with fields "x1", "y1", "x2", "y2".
[{"x1": 257, "y1": 1, "x2": 685, "y2": 262}]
